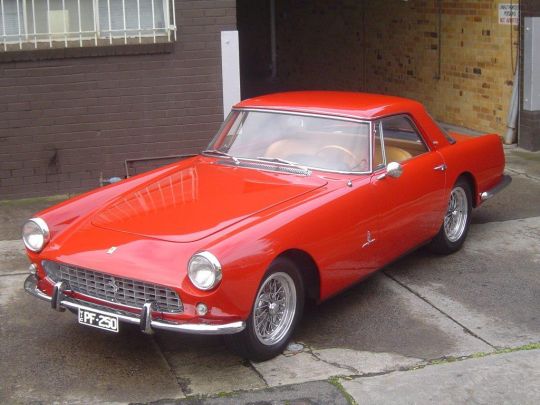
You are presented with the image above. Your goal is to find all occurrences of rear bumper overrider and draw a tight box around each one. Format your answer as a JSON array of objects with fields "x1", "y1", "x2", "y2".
[
  {"x1": 480, "y1": 174, "x2": 512, "y2": 201},
  {"x1": 24, "y1": 274, "x2": 245, "y2": 335}
]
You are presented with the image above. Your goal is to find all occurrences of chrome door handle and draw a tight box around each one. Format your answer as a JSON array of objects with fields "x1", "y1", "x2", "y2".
[{"x1": 434, "y1": 164, "x2": 447, "y2": 171}]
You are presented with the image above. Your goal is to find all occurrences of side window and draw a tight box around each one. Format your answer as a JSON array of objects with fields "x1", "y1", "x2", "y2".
[{"x1": 380, "y1": 115, "x2": 428, "y2": 163}]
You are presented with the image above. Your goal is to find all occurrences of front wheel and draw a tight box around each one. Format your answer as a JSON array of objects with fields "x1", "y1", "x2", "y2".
[
  {"x1": 428, "y1": 178, "x2": 472, "y2": 254},
  {"x1": 224, "y1": 258, "x2": 304, "y2": 362}
]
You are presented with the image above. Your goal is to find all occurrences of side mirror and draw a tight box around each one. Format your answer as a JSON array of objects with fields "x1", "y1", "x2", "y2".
[
  {"x1": 377, "y1": 161, "x2": 403, "y2": 180},
  {"x1": 386, "y1": 161, "x2": 403, "y2": 178}
]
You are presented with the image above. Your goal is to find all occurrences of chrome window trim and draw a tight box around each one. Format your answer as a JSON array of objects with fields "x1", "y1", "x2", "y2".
[
  {"x1": 216, "y1": 108, "x2": 374, "y2": 175},
  {"x1": 378, "y1": 120, "x2": 388, "y2": 168}
]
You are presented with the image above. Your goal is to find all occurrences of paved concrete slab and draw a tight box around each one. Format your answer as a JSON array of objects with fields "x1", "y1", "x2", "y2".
[
  {"x1": 252, "y1": 347, "x2": 423, "y2": 387},
  {"x1": 505, "y1": 147, "x2": 540, "y2": 181},
  {"x1": 0, "y1": 240, "x2": 27, "y2": 275},
  {"x1": 154, "y1": 332, "x2": 266, "y2": 396},
  {"x1": 144, "y1": 381, "x2": 351, "y2": 405},
  {"x1": 342, "y1": 349, "x2": 540, "y2": 405},
  {"x1": 471, "y1": 174, "x2": 540, "y2": 224},
  {"x1": 0, "y1": 274, "x2": 182, "y2": 404},
  {"x1": 295, "y1": 274, "x2": 491, "y2": 360},
  {"x1": 386, "y1": 217, "x2": 540, "y2": 348}
]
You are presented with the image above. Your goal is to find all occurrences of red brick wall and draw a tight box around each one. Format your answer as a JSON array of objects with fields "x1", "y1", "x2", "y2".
[
  {"x1": 274, "y1": 0, "x2": 517, "y2": 136},
  {"x1": 0, "y1": 0, "x2": 236, "y2": 199}
]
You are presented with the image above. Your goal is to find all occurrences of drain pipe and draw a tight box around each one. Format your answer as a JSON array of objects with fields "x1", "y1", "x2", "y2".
[
  {"x1": 270, "y1": 0, "x2": 277, "y2": 79},
  {"x1": 504, "y1": 67, "x2": 519, "y2": 144},
  {"x1": 435, "y1": 0, "x2": 442, "y2": 80}
]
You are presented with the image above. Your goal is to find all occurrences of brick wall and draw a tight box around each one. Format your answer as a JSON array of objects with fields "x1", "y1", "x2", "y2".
[
  {"x1": 274, "y1": 0, "x2": 517, "y2": 136},
  {"x1": 519, "y1": 0, "x2": 540, "y2": 151},
  {"x1": 0, "y1": 0, "x2": 236, "y2": 199}
]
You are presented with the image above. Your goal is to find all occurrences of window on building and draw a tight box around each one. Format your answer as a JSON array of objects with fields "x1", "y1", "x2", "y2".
[{"x1": 0, "y1": 0, "x2": 176, "y2": 51}]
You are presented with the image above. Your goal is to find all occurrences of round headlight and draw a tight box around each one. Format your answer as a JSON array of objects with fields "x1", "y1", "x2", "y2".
[
  {"x1": 188, "y1": 251, "x2": 222, "y2": 291},
  {"x1": 22, "y1": 218, "x2": 50, "y2": 252}
]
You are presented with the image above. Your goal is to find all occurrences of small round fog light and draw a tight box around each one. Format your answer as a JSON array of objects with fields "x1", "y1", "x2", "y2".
[
  {"x1": 28, "y1": 263, "x2": 37, "y2": 275},
  {"x1": 196, "y1": 303, "x2": 208, "y2": 316}
]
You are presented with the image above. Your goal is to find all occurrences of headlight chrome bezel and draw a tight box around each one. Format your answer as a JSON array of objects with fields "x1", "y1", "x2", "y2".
[
  {"x1": 188, "y1": 251, "x2": 222, "y2": 291},
  {"x1": 22, "y1": 217, "x2": 50, "y2": 252}
]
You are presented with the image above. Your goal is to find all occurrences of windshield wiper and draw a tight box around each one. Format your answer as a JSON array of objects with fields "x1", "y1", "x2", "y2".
[
  {"x1": 255, "y1": 156, "x2": 311, "y2": 175},
  {"x1": 202, "y1": 149, "x2": 239, "y2": 164},
  {"x1": 256, "y1": 156, "x2": 302, "y2": 167}
]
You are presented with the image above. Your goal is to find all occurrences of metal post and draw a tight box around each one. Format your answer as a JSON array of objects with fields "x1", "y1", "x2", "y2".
[
  {"x1": 107, "y1": 0, "x2": 112, "y2": 44},
  {"x1": 137, "y1": 0, "x2": 141, "y2": 43},
  {"x1": 151, "y1": 0, "x2": 156, "y2": 43},
  {"x1": 31, "y1": 0, "x2": 36, "y2": 47},
  {"x1": 77, "y1": 0, "x2": 82, "y2": 46},
  {"x1": 1, "y1": 0, "x2": 7, "y2": 51},
  {"x1": 122, "y1": 0, "x2": 126, "y2": 43}
]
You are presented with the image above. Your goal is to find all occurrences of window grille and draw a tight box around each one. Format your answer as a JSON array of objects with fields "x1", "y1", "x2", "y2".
[{"x1": 0, "y1": 0, "x2": 176, "y2": 51}]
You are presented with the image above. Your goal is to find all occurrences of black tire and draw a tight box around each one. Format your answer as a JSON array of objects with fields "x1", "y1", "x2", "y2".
[
  {"x1": 224, "y1": 257, "x2": 304, "y2": 362},
  {"x1": 428, "y1": 177, "x2": 472, "y2": 255}
]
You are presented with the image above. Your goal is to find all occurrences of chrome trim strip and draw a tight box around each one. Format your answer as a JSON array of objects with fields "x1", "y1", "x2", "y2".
[
  {"x1": 24, "y1": 275, "x2": 245, "y2": 335},
  {"x1": 234, "y1": 107, "x2": 372, "y2": 125},
  {"x1": 480, "y1": 174, "x2": 512, "y2": 201}
]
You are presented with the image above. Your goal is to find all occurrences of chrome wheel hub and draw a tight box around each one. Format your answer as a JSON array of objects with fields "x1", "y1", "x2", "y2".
[
  {"x1": 444, "y1": 187, "x2": 468, "y2": 242},
  {"x1": 253, "y1": 272, "x2": 296, "y2": 346}
]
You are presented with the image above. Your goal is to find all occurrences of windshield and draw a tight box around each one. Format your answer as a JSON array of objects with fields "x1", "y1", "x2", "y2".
[{"x1": 207, "y1": 110, "x2": 371, "y2": 173}]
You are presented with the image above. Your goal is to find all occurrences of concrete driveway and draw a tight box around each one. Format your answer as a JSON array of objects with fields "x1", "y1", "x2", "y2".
[{"x1": 1, "y1": 147, "x2": 539, "y2": 404}]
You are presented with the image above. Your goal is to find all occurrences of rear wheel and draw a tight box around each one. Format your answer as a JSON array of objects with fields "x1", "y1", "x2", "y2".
[
  {"x1": 428, "y1": 178, "x2": 472, "y2": 254},
  {"x1": 225, "y1": 257, "x2": 304, "y2": 362}
]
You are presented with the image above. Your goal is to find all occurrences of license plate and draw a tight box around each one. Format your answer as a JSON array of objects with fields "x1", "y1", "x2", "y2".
[{"x1": 78, "y1": 308, "x2": 119, "y2": 333}]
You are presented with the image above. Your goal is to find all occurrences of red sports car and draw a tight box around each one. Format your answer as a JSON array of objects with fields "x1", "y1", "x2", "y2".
[{"x1": 23, "y1": 91, "x2": 510, "y2": 361}]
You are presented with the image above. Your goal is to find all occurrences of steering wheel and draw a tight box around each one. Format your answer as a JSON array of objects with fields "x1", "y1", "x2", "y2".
[{"x1": 316, "y1": 145, "x2": 367, "y2": 171}]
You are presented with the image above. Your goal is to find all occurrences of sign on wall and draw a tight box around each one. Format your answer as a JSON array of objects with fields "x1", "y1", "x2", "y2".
[{"x1": 499, "y1": 3, "x2": 519, "y2": 25}]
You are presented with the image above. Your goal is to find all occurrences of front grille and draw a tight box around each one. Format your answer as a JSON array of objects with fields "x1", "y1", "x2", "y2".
[{"x1": 42, "y1": 260, "x2": 183, "y2": 313}]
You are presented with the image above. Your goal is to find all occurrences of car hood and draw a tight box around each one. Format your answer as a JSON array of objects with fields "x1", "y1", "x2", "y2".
[{"x1": 92, "y1": 159, "x2": 328, "y2": 243}]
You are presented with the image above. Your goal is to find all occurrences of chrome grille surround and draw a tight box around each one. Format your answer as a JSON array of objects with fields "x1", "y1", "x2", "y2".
[{"x1": 42, "y1": 260, "x2": 183, "y2": 313}]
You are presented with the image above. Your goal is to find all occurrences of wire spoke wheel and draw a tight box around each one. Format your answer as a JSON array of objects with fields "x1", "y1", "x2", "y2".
[
  {"x1": 253, "y1": 272, "x2": 297, "y2": 346},
  {"x1": 444, "y1": 187, "x2": 468, "y2": 242}
]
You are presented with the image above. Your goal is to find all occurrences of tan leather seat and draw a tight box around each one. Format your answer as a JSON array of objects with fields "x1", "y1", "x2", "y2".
[{"x1": 374, "y1": 145, "x2": 412, "y2": 166}]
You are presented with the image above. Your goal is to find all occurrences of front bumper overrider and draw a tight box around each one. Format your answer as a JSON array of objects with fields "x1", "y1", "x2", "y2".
[{"x1": 24, "y1": 274, "x2": 245, "y2": 335}]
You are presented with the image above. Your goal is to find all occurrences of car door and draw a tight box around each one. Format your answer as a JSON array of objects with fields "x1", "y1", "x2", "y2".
[{"x1": 370, "y1": 115, "x2": 447, "y2": 266}]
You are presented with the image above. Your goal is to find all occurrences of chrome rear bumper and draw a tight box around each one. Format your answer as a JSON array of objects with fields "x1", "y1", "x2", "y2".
[
  {"x1": 480, "y1": 174, "x2": 512, "y2": 201},
  {"x1": 24, "y1": 275, "x2": 245, "y2": 335}
]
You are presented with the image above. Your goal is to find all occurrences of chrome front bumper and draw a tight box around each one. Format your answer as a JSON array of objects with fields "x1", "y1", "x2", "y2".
[
  {"x1": 480, "y1": 174, "x2": 512, "y2": 201},
  {"x1": 24, "y1": 274, "x2": 245, "y2": 335}
]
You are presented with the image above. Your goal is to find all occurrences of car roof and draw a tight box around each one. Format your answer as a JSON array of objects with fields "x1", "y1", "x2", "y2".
[{"x1": 234, "y1": 91, "x2": 426, "y2": 120}]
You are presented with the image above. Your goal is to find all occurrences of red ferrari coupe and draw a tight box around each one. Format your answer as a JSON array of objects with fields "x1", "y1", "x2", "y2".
[{"x1": 23, "y1": 91, "x2": 510, "y2": 361}]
